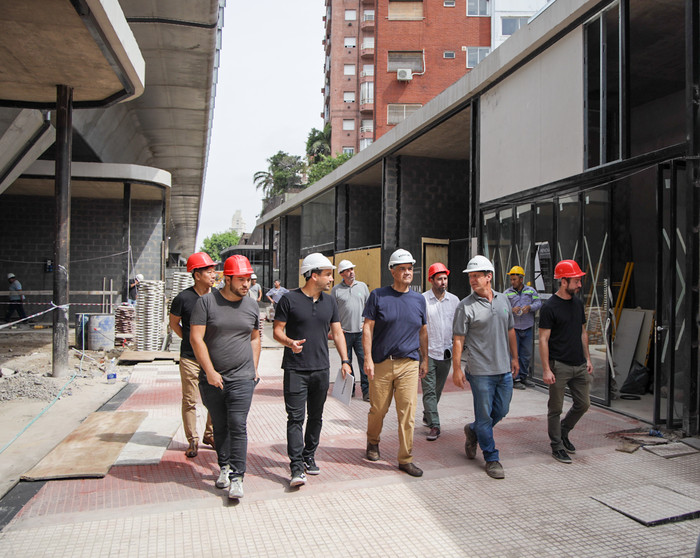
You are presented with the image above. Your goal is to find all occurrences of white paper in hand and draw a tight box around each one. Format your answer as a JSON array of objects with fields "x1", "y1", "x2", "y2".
[{"x1": 331, "y1": 368, "x2": 354, "y2": 406}]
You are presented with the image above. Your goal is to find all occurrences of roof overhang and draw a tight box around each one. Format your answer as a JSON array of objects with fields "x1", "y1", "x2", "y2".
[{"x1": 0, "y1": 0, "x2": 145, "y2": 108}]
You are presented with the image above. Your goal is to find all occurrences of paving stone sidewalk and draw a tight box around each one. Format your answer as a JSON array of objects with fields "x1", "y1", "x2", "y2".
[{"x1": 0, "y1": 325, "x2": 698, "y2": 557}]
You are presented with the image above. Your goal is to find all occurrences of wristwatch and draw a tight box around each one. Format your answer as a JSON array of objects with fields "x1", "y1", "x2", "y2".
[{"x1": 342, "y1": 359, "x2": 351, "y2": 365}]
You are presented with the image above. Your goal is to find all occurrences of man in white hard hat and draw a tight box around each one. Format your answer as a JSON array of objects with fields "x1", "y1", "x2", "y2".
[
  {"x1": 128, "y1": 273, "x2": 144, "y2": 305},
  {"x1": 5, "y1": 273, "x2": 27, "y2": 323},
  {"x1": 452, "y1": 255, "x2": 519, "y2": 480},
  {"x1": 248, "y1": 274, "x2": 262, "y2": 302},
  {"x1": 273, "y1": 253, "x2": 352, "y2": 488},
  {"x1": 332, "y1": 259, "x2": 370, "y2": 401},
  {"x1": 363, "y1": 248, "x2": 427, "y2": 477}
]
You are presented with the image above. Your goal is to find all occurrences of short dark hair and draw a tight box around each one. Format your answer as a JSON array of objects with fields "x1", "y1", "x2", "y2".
[{"x1": 303, "y1": 267, "x2": 322, "y2": 280}]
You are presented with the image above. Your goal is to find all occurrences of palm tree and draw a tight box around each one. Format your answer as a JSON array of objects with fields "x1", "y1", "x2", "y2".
[
  {"x1": 253, "y1": 151, "x2": 305, "y2": 200},
  {"x1": 306, "y1": 123, "x2": 331, "y2": 162},
  {"x1": 253, "y1": 170, "x2": 274, "y2": 199}
]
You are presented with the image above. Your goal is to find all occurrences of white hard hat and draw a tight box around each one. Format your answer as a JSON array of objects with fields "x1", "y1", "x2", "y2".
[
  {"x1": 388, "y1": 249, "x2": 415, "y2": 269},
  {"x1": 7, "y1": 273, "x2": 15, "y2": 279},
  {"x1": 251, "y1": 273, "x2": 257, "y2": 279},
  {"x1": 463, "y1": 255, "x2": 495, "y2": 274},
  {"x1": 136, "y1": 273, "x2": 144, "y2": 282},
  {"x1": 337, "y1": 259, "x2": 355, "y2": 273},
  {"x1": 300, "y1": 253, "x2": 336, "y2": 275}
]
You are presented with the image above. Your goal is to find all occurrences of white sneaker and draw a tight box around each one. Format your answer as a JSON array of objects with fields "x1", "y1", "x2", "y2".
[
  {"x1": 228, "y1": 476, "x2": 244, "y2": 499},
  {"x1": 216, "y1": 464, "x2": 231, "y2": 488},
  {"x1": 290, "y1": 470, "x2": 307, "y2": 487}
]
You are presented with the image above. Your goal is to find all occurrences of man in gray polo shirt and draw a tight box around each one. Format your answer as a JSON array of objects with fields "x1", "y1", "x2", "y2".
[{"x1": 452, "y1": 255, "x2": 519, "y2": 479}]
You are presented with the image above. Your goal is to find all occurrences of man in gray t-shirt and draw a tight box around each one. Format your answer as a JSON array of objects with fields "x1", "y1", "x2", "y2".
[{"x1": 452, "y1": 255, "x2": 518, "y2": 480}]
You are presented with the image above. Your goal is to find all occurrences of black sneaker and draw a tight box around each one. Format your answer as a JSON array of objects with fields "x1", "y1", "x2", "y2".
[
  {"x1": 303, "y1": 457, "x2": 320, "y2": 475},
  {"x1": 290, "y1": 469, "x2": 307, "y2": 487},
  {"x1": 562, "y1": 435, "x2": 576, "y2": 453},
  {"x1": 552, "y1": 449, "x2": 572, "y2": 464},
  {"x1": 513, "y1": 381, "x2": 526, "y2": 390}
]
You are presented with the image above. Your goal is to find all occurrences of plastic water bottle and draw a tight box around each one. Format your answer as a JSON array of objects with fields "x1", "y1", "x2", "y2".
[{"x1": 107, "y1": 358, "x2": 117, "y2": 384}]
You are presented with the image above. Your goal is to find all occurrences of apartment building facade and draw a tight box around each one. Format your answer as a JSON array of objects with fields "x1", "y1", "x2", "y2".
[{"x1": 323, "y1": 0, "x2": 549, "y2": 156}]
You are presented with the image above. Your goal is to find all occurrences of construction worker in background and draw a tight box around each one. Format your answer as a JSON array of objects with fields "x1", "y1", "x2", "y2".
[
  {"x1": 5, "y1": 273, "x2": 27, "y2": 323},
  {"x1": 248, "y1": 273, "x2": 262, "y2": 302},
  {"x1": 538, "y1": 260, "x2": 592, "y2": 465},
  {"x1": 332, "y1": 259, "x2": 370, "y2": 401},
  {"x1": 421, "y1": 263, "x2": 459, "y2": 441},
  {"x1": 128, "y1": 273, "x2": 144, "y2": 305},
  {"x1": 363, "y1": 249, "x2": 427, "y2": 477},
  {"x1": 266, "y1": 279, "x2": 289, "y2": 321},
  {"x1": 453, "y1": 255, "x2": 518, "y2": 480},
  {"x1": 505, "y1": 265, "x2": 542, "y2": 389},
  {"x1": 190, "y1": 255, "x2": 261, "y2": 500},
  {"x1": 169, "y1": 252, "x2": 217, "y2": 458},
  {"x1": 273, "y1": 253, "x2": 352, "y2": 488}
]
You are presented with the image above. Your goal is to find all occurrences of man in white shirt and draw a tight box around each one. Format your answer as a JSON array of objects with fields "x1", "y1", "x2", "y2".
[{"x1": 421, "y1": 263, "x2": 460, "y2": 441}]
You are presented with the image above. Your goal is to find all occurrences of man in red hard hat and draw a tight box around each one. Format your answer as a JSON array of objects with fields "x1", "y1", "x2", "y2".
[
  {"x1": 169, "y1": 252, "x2": 217, "y2": 458},
  {"x1": 538, "y1": 259, "x2": 592, "y2": 465},
  {"x1": 421, "y1": 262, "x2": 459, "y2": 441},
  {"x1": 190, "y1": 255, "x2": 261, "y2": 500}
]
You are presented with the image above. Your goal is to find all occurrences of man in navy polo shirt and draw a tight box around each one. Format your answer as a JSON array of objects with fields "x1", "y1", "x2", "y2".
[
  {"x1": 273, "y1": 253, "x2": 352, "y2": 488},
  {"x1": 363, "y1": 248, "x2": 428, "y2": 477}
]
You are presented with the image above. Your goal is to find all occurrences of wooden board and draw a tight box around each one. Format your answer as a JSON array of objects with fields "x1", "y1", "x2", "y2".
[
  {"x1": 613, "y1": 309, "x2": 645, "y2": 384},
  {"x1": 118, "y1": 350, "x2": 179, "y2": 363},
  {"x1": 22, "y1": 411, "x2": 147, "y2": 481}
]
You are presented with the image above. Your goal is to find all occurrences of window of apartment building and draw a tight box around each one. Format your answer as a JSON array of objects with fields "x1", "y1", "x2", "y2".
[
  {"x1": 344, "y1": 64, "x2": 356, "y2": 75},
  {"x1": 466, "y1": 47, "x2": 490, "y2": 68},
  {"x1": 502, "y1": 17, "x2": 529, "y2": 36},
  {"x1": 345, "y1": 9, "x2": 357, "y2": 21},
  {"x1": 387, "y1": 51, "x2": 424, "y2": 72},
  {"x1": 363, "y1": 10, "x2": 375, "y2": 21},
  {"x1": 343, "y1": 119, "x2": 355, "y2": 130},
  {"x1": 361, "y1": 119, "x2": 374, "y2": 132},
  {"x1": 467, "y1": 0, "x2": 488, "y2": 16},
  {"x1": 360, "y1": 81, "x2": 374, "y2": 104},
  {"x1": 344, "y1": 37, "x2": 356, "y2": 48},
  {"x1": 362, "y1": 37, "x2": 375, "y2": 49},
  {"x1": 344, "y1": 91, "x2": 356, "y2": 103},
  {"x1": 443, "y1": 51, "x2": 456, "y2": 59},
  {"x1": 360, "y1": 138, "x2": 374, "y2": 151},
  {"x1": 387, "y1": 103, "x2": 422, "y2": 125},
  {"x1": 444, "y1": 0, "x2": 456, "y2": 7},
  {"x1": 342, "y1": 147, "x2": 355, "y2": 155},
  {"x1": 362, "y1": 64, "x2": 374, "y2": 77},
  {"x1": 388, "y1": 1, "x2": 424, "y2": 21}
]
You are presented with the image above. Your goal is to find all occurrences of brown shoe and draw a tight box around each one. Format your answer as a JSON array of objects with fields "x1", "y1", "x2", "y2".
[
  {"x1": 366, "y1": 443, "x2": 380, "y2": 462},
  {"x1": 202, "y1": 434, "x2": 215, "y2": 448},
  {"x1": 185, "y1": 440, "x2": 198, "y2": 458},
  {"x1": 427, "y1": 427, "x2": 440, "y2": 441},
  {"x1": 485, "y1": 461, "x2": 505, "y2": 479},
  {"x1": 464, "y1": 424, "x2": 478, "y2": 459},
  {"x1": 398, "y1": 462, "x2": 423, "y2": 477}
]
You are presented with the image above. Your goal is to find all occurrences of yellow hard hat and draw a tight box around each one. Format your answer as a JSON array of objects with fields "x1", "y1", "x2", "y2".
[{"x1": 508, "y1": 265, "x2": 525, "y2": 276}]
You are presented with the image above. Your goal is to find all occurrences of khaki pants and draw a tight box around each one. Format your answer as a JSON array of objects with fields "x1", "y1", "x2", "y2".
[
  {"x1": 179, "y1": 357, "x2": 213, "y2": 443},
  {"x1": 367, "y1": 357, "x2": 418, "y2": 465}
]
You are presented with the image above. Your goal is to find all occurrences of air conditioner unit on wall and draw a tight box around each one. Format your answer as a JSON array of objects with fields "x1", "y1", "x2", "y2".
[{"x1": 396, "y1": 68, "x2": 413, "y2": 81}]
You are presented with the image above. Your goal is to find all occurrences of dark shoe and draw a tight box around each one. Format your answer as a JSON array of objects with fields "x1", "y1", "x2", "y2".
[
  {"x1": 562, "y1": 435, "x2": 576, "y2": 454},
  {"x1": 513, "y1": 381, "x2": 526, "y2": 390},
  {"x1": 552, "y1": 449, "x2": 572, "y2": 464},
  {"x1": 185, "y1": 440, "x2": 198, "y2": 458},
  {"x1": 362, "y1": 393, "x2": 370, "y2": 402},
  {"x1": 485, "y1": 461, "x2": 505, "y2": 479},
  {"x1": 398, "y1": 462, "x2": 423, "y2": 477},
  {"x1": 290, "y1": 469, "x2": 307, "y2": 487},
  {"x1": 427, "y1": 427, "x2": 440, "y2": 441},
  {"x1": 202, "y1": 434, "x2": 215, "y2": 448},
  {"x1": 422, "y1": 416, "x2": 429, "y2": 427},
  {"x1": 303, "y1": 457, "x2": 320, "y2": 475},
  {"x1": 464, "y1": 424, "x2": 477, "y2": 459},
  {"x1": 366, "y1": 443, "x2": 380, "y2": 462},
  {"x1": 521, "y1": 377, "x2": 533, "y2": 387}
]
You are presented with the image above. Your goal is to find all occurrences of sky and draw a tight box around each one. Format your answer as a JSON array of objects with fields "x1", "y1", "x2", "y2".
[{"x1": 195, "y1": 2, "x2": 326, "y2": 249}]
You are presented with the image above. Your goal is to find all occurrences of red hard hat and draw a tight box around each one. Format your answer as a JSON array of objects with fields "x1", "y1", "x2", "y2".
[
  {"x1": 428, "y1": 262, "x2": 450, "y2": 279},
  {"x1": 186, "y1": 252, "x2": 216, "y2": 273},
  {"x1": 554, "y1": 260, "x2": 586, "y2": 279},
  {"x1": 224, "y1": 255, "x2": 254, "y2": 277}
]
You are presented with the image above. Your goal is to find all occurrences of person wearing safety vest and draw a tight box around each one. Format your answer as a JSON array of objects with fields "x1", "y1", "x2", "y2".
[
  {"x1": 538, "y1": 259, "x2": 592, "y2": 465},
  {"x1": 504, "y1": 265, "x2": 542, "y2": 389},
  {"x1": 169, "y1": 252, "x2": 217, "y2": 458},
  {"x1": 273, "y1": 253, "x2": 352, "y2": 488},
  {"x1": 452, "y1": 255, "x2": 519, "y2": 480},
  {"x1": 190, "y1": 255, "x2": 261, "y2": 500}
]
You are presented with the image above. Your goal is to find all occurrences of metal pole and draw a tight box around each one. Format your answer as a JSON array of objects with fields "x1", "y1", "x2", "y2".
[{"x1": 53, "y1": 84, "x2": 73, "y2": 377}]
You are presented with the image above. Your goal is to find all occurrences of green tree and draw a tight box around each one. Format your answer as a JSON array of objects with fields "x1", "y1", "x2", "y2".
[
  {"x1": 199, "y1": 230, "x2": 241, "y2": 261},
  {"x1": 305, "y1": 123, "x2": 331, "y2": 162},
  {"x1": 307, "y1": 152, "x2": 353, "y2": 185},
  {"x1": 253, "y1": 150, "x2": 306, "y2": 199}
]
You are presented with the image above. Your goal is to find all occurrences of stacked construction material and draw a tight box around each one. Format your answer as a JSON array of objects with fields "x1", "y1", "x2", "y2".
[
  {"x1": 135, "y1": 280, "x2": 165, "y2": 351},
  {"x1": 169, "y1": 271, "x2": 194, "y2": 301},
  {"x1": 115, "y1": 304, "x2": 136, "y2": 346}
]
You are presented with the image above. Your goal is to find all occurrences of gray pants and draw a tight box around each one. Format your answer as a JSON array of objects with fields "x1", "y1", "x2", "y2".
[
  {"x1": 547, "y1": 360, "x2": 591, "y2": 450},
  {"x1": 421, "y1": 357, "x2": 451, "y2": 429}
]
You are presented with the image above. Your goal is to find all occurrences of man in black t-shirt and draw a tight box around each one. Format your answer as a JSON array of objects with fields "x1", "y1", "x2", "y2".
[
  {"x1": 273, "y1": 253, "x2": 352, "y2": 488},
  {"x1": 169, "y1": 253, "x2": 217, "y2": 458},
  {"x1": 538, "y1": 260, "x2": 593, "y2": 465}
]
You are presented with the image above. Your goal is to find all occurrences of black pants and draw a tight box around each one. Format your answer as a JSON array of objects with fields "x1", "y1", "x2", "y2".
[
  {"x1": 199, "y1": 375, "x2": 255, "y2": 476},
  {"x1": 284, "y1": 368, "x2": 329, "y2": 472},
  {"x1": 5, "y1": 302, "x2": 27, "y2": 322}
]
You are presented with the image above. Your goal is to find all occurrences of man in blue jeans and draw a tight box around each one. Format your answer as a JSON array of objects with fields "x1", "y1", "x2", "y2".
[
  {"x1": 452, "y1": 255, "x2": 519, "y2": 479},
  {"x1": 504, "y1": 265, "x2": 542, "y2": 389}
]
